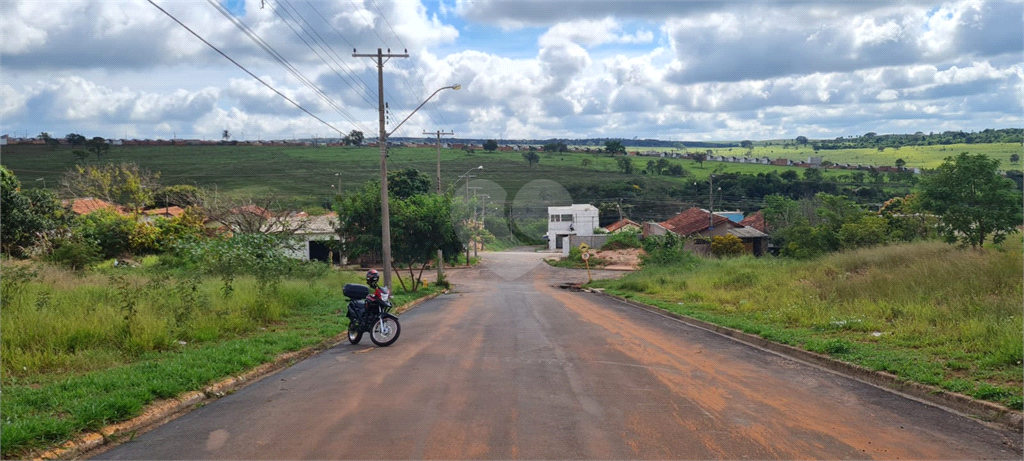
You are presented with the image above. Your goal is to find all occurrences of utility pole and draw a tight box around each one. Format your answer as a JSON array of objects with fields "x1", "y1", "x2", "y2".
[
  {"x1": 354, "y1": 48, "x2": 408, "y2": 290},
  {"x1": 708, "y1": 174, "x2": 715, "y2": 230},
  {"x1": 425, "y1": 129, "x2": 454, "y2": 282}
]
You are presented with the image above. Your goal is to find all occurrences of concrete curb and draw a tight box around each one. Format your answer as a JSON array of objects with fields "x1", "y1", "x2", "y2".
[
  {"x1": 596, "y1": 291, "x2": 1023, "y2": 433},
  {"x1": 35, "y1": 291, "x2": 443, "y2": 461}
]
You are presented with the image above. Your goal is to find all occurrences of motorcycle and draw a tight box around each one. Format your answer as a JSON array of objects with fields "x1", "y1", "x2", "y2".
[{"x1": 343, "y1": 283, "x2": 401, "y2": 347}]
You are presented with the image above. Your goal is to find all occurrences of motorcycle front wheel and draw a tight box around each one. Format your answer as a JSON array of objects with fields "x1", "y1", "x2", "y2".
[
  {"x1": 347, "y1": 322, "x2": 362, "y2": 345},
  {"x1": 370, "y1": 316, "x2": 400, "y2": 347}
]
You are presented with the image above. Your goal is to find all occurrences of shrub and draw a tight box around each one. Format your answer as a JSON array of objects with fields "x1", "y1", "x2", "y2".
[
  {"x1": 603, "y1": 230, "x2": 641, "y2": 250},
  {"x1": 640, "y1": 233, "x2": 699, "y2": 267},
  {"x1": 47, "y1": 237, "x2": 103, "y2": 270},
  {"x1": 711, "y1": 234, "x2": 746, "y2": 257}
]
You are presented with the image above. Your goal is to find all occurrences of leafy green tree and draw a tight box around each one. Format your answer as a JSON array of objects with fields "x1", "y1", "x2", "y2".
[
  {"x1": 605, "y1": 140, "x2": 626, "y2": 156},
  {"x1": 334, "y1": 182, "x2": 382, "y2": 261},
  {"x1": 65, "y1": 133, "x2": 86, "y2": 148},
  {"x1": 802, "y1": 167, "x2": 823, "y2": 182},
  {"x1": 60, "y1": 162, "x2": 160, "y2": 213},
  {"x1": 483, "y1": 139, "x2": 498, "y2": 152},
  {"x1": 387, "y1": 168, "x2": 431, "y2": 199},
  {"x1": 780, "y1": 170, "x2": 798, "y2": 182},
  {"x1": 693, "y1": 152, "x2": 706, "y2": 168},
  {"x1": 86, "y1": 137, "x2": 110, "y2": 158},
  {"x1": 390, "y1": 194, "x2": 463, "y2": 291},
  {"x1": 1, "y1": 166, "x2": 67, "y2": 257},
  {"x1": 1010, "y1": 153, "x2": 1020, "y2": 164},
  {"x1": 895, "y1": 158, "x2": 906, "y2": 169},
  {"x1": 343, "y1": 130, "x2": 364, "y2": 146},
  {"x1": 918, "y1": 152, "x2": 1023, "y2": 248},
  {"x1": 522, "y1": 151, "x2": 540, "y2": 168},
  {"x1": 795, "y1": 135, "x2": 808, "y2": 145},
  {"x1": 616, "y1": 156, "x2": 633, "y2": 174}
]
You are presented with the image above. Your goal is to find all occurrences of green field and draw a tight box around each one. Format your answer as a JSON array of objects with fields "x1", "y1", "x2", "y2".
[
  {"x1": 0, "y1": 143, "x2": 909, "y2": 199},
  {"x1": 635, "y1": 142, "x2": 1022, "y2": 169}
]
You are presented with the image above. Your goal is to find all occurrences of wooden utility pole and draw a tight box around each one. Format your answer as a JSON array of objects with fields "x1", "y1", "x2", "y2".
[
  {"x1": 353, "y1": 48, "x2": 408, "y2": 290},
  {"x1": 425, "y1": 129, "x2": 454, "y2": 282}
]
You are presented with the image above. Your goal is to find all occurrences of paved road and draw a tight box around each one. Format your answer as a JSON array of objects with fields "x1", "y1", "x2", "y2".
[{"x1": 97, "y1": 251, "x2": 1020, "y2": 459}]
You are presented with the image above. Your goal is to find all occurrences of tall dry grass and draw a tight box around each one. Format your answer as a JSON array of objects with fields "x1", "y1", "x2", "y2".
[
  {"x1": 0, "y1": 261, "x2": 361, "y2": 381},
  {"x1": 599, "y1": 238, "x2": 1023, "y2": 405}
]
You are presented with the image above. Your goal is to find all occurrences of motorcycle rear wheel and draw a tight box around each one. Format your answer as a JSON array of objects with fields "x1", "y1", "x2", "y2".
[
  {"x1": 347, "y1": 323, "x2": 362, "y2": 345},
  {"x1": 370, "y1": 317, "x2": 400, "y2": 347}
]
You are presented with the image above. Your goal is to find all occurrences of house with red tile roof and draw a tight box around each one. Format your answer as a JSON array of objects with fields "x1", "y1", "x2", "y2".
[
  {"x1": 63, "y1": 197, "x2": 128, "y2": 216},
  {"x1": 649, "y1": 207, "x2": 768, "y2": 256},
  {"x1": 602, "y1": 218, "x2": 640, "y2": 233}
]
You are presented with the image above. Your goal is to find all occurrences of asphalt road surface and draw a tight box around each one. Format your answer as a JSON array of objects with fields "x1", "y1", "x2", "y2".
[{"x1": 96, "y1": 250, "x2": 1020, "y2": 459}]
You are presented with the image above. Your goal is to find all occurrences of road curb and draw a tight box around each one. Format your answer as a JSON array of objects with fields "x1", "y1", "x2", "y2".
[
  {"x1": 35, "y1": 291, "x2": 443, "y2": 461},
  {"x1": 596, "y1": 291, "x2": 1023, "y2": 433}
]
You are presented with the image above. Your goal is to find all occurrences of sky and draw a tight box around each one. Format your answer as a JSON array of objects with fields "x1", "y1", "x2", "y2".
[{"x1": 1, "y1": 0, "x2": 1022, "y2": 142}]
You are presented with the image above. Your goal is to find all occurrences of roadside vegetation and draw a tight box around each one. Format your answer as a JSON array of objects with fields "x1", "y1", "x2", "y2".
[
  {"x1": 0, "y1": 253, "x2": 440, "y2": 458},
  {"x1": 589, "y1": 151, "x2": 1023, "y2": 411},
  {"x1": 591, "y1": 238, "x2": 1023, "y2": 410}
]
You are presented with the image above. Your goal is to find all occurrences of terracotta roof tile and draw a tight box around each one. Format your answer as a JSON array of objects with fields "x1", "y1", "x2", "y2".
[
  {"x1": 658, "y1": 207, "x2": 731, "y2": 236},
  {"x1": 738, "y1": 211, "x2": 766, "y2": 232},
  {"x1": 603, "y1": 218, "x2": 640, "y2": 232}
]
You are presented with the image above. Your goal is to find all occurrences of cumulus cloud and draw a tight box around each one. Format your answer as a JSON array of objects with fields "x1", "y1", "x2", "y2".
[{"x1": 1, "y1": 0, "x2": 1020, "y2": 141}]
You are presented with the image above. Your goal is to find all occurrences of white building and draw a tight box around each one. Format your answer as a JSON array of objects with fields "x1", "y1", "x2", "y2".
[{"x1": 546, "y1": 204, "x2": 600, "y2": 250}]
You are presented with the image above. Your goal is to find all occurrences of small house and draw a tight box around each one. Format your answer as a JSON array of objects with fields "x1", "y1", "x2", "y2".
[{"x1": 546, "y1": 204, "x2": 600, "y2": 250}]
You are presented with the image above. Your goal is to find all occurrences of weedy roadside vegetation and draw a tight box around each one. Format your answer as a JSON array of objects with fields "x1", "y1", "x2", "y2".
[
  {"x1": 0, "y1": 253, "x2": 438, "y2": 458},
  {"x1": 591, "y1": 238, "x2": 1024, "y2": 409}
]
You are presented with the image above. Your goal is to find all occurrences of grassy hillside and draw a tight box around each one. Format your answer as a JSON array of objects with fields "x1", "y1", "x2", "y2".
[
  {"x1": 0, "y1": 143, "x2": 915, "y2": 200},
  {"x1": 591, "y1": 238, "x2": 1024, "y2": 409}
]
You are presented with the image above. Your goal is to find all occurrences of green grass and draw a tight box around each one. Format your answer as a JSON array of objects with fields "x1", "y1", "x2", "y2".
[
  {"x1": 0, "y1": 261, "x2": 440, "y2": 458},
  {"x1": 592, "y1": 238, "x2": 1024, "y2": 409},
  {"x1": 8, "y1": 143, "x2": 1013, "y2": 210}
]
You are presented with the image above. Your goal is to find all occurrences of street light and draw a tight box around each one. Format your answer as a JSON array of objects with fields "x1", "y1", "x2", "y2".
[
  {"x1": 448, "y1": 165, "x2": 483, "y2": 195},
  {"x1": 378, "y1": 84, "x2": 461, "y2": 289}
]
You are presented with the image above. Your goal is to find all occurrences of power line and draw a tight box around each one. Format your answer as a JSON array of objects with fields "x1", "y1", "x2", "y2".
[
  {"x1": 205, "y1": 0, "x2": 367, "y2": 133},
  {"x1": 147, "y1": 0, "x2": 347, "y2": 136},
  {"x1": 275, "y1": 0, "x2": 379, "y2": 109}
]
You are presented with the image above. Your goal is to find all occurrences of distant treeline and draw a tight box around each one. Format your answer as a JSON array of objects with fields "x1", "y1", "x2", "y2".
[
  {"x1": 811, "y1": 128, "x2": 1023, "y2": 151},
  {"x1": 392, "y1": 129, "x2": 1022, "y2": 150}
]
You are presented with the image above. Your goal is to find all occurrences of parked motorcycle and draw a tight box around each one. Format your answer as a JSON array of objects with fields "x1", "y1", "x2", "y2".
[{"x1": 343, "y1": 270, "x2": 401, "y2": 347}]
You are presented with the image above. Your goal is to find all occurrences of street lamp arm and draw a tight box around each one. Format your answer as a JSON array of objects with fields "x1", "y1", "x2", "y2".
[{"x1": 387, "y1": 84, "x2": 460, "y2": 137}]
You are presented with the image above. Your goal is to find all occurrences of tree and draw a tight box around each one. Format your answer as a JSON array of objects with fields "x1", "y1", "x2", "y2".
[
  {"x1": 580, "y1": 158, "x2": 592, "y2": 168},
  {"x1": 616, "y1": 156, "x2": 633, "y2": 174},
  {"x1": 343, "y1": 130, "x2": 364, "y2": 146},
  {"x1": 917, "y1": 152, "x2": 1023, "y2": 248},
  {"x1": 780, "y1": 170, "x2": 798, "y2": 182},
  {"x1": 86, "y1": 137, "x2": 110, "y2": 159},
  {"x1": 693, "y1": 152, "x2": 706, "y2": 168},
  {"x1": 65, "y1": 133, "x2": 86, "y2": 148},
  {"x1": 604, "y1": 140, "x2": 626, "y2": 156},
  {"x1": 522, "y1": 151, "x2": 540, "y2": 168},
  {"x1": 1, "y1": 166, "x2": 67, "y2": 257},
  {"x1": 483, "y1": 139, "x2": 498, "y2": 152},
  {"x1": 60, "y1": 162, "x2": 161, "y2": 213},
  {"x1": 1010, "y1": 153, "x2": 1020, "y2": 164},
  {"x1": 222, "y1": 130, "x2": 230, "y2": 142},
  {"x1": 895, "y1": 158, "x2": 906, "y2": 169},
  {"x1": 387, "y1": 168, "x2": 431, "y2": 199},
  {"x1": 390, "y1": 194, "x2": 463, "y2": 291},
  {"x1": 795, "y1": 135, "x2": 809, "y2": 145}
]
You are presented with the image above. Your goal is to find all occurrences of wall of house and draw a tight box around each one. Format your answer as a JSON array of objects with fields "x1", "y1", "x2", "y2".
[{"x1": 562, "y1": 234, "x2": 610, "y2": 257}]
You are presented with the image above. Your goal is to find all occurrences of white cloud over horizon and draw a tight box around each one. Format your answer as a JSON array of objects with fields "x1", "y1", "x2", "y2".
[{"x1": 1, "y1": 0, "x2": 1021, "y2": 142}]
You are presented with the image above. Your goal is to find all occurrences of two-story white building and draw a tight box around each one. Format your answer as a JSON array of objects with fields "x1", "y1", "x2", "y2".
[{"x1": 546, "y1": 204, "x2": 600, "y2": 250}]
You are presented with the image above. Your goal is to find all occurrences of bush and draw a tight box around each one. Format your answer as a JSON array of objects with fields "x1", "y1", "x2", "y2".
[
  {"x1": 47, "y1": 238, "x2": 102, "y2": 270},
  {"x1": 640, "y1": 233, "x2": 699, "y2": 267},
  {"x1": 711, "y1": 234, "x2": 746, "y2": 257},
  {"x1": 603, "y1": 230, "x2": 642, "y2": 250}
]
